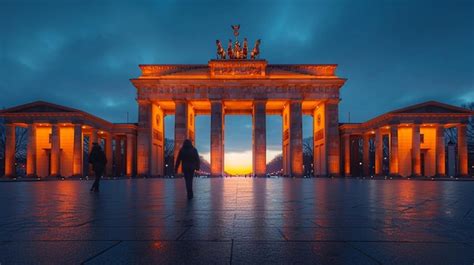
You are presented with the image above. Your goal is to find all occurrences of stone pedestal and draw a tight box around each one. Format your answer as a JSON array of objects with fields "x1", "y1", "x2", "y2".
[
  {"x1": 252, "y1": 100, "x2": 266, "y2": 177},
  {"x1": 210, "y1": 100, "x2": 224, "y2": 177},
  {"x1": 26, "y1": 123, "x2": 37, "y2": 177}
]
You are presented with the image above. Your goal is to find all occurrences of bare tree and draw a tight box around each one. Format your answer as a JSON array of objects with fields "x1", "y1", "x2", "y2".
[
  {"x1": 164, "y1": 138, "x2": 174, "y2": 175},
  {"x1": 302, "y1": 137, "x2": 313, "y2": 176},
  {"x1": 0, "y1": 122, "x2": 28, "y2": 176},
  {"x1": 266, "y1": 153, "x2": 282, "y2": 175},
  {"x1": 462, "y1": 102, "x2": 474, "y2": 148}
]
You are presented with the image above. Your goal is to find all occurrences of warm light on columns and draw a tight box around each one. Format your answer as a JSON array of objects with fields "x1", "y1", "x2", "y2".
[
  {"x1": 50, "y1": 123, "x2": 61, "y2": 176},
  {"x1": 389, "y1": 125, "x2": 399, "y2": 175},
  {"x1": 26, "y1": 123, "x2": 37, "y2": 177}
]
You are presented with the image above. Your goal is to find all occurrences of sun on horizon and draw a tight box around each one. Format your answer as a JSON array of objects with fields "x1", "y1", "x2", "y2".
[{"x1": 200, "y1": 150, "x2": 281, "y2": 175}]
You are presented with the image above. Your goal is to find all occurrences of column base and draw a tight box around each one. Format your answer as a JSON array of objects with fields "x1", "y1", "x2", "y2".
[{"x1": 26, "y1": 174, "x2": 38, "y2": 178}]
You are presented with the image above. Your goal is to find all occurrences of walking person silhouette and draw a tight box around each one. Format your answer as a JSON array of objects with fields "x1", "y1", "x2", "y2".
[
  {"x1": 89, "y1": 142, "x2": 107, "y2": 192},
  {"x1": 175, "y1": 139, "x2": 200, "y2": 200}
]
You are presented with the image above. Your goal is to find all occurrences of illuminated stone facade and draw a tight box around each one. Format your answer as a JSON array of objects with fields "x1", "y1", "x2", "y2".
[
  {"x1": 339, "y1": 101, "x2": 472, "y2": 177},
  {"x1": 131, "y1": 60, "x2": 345, "y2": 177},
  {"x1": 0, "y1": 62, "x2": 472, "y2": 178}
]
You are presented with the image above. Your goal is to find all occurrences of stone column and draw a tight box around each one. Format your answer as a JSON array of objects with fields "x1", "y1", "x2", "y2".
[
  {"x1": 174, "y1": 100, "x2": 188, "y2": 173},
  {"x1": 289, "y1": 101, "x2": 303, "y2": 177},
  {"x1": 210, "y1": 100, "x2": 224, "y2": 177},
  {"x1": 105, "y1": 133, "x2": 113, "y2": 177},
  {"x1": 343, "y1": 134, "x2": 351, "y2": 176},
  {"x1": 187, "y1": 103, "x2": 195, "y2": 145},
  {"x1": 174, "y1": 101, "x2": 195, "y2": 173},
  {"x1": 325, "y1": 101, "x2": 340, "y2": 176},
  {"x1": 374, "y1": 128, "x2": 383, "y2": 175},
  {"x1": 88, "y1": 128, "x2": 98, "y2": 176},
  {"x1": 412, "y1": 124, "x2": 421, "y2": 176},
  {"x1": 137, "y1": 101, "x2": 152, "y2": 176},
  {"x1": 114, "y1": 136, "x2": 122, "y2": 176},
  {"x1": 389, "y1": 125, "x2": 399, "y2": 176},
  {"x1": 435, "y1": 125, "x2": 446, "y2": 176},
  {"x1": 126, "y1": 133, "x2": 135, "y2": 177},
  {"x1": 72, "y1": 124, "x2": 83, "y2": 176},
  {"x1": 457, "y1": 124, "x2": 468, "y2": 176},
  {"x1": 50, "y1": 123, "x2": 60, "y2": 177},
  {"x1": 26, "y1": 123, "x2": 37, "y2": 177},
  {"x1": 4, "y1": 124, "x2": 16, "y2": 177},
  {"x1": 363, "y1": 133, "x2": 370, "y2": 176},
  {"x1": 252, "y1": 100, "x2": 266, "y2": 177}
]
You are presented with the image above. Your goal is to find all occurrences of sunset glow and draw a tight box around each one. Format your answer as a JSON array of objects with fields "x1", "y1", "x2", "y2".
[{"x1": 200, "y1": 150, "x2": 281, "y2": 175}]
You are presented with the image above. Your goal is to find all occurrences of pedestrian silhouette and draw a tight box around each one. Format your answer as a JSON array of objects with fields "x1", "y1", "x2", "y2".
[
  {"x1": 89, "y1": 142, "x2": 107, "y2": 192},
  {"x1": 175, "y1": 139, "x2": 200, "y2": 200}
]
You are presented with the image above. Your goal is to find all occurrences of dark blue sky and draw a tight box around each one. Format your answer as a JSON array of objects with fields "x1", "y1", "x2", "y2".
[{"x1": 1, "y1": 0, "x2": 473, "y2": 164}]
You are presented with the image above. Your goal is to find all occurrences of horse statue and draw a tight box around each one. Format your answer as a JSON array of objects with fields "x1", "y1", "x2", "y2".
[
  {"x1": 216, "y1": 40, "x2": 226, "y2": 59},
  {"x1": 227, "y1": 39, "x2": 234, "y2": 59},
  {"x1": 234, "y1": 40, "x2": 242, "y2": 59},
  {"x1": 242, "y1": 38, "x2": 248, "y2": 59},
  {"x1": 250, "y1": 39, "x2": 261, "y2": 59}
]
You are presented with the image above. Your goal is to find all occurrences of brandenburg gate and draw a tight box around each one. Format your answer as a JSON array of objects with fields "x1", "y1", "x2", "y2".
[
  {"x1": 1, "y1": 27, "x2": 472, "y2": 178},
  {"x1": 131, "y1": 60, "x2": 346, "y2": 177}
]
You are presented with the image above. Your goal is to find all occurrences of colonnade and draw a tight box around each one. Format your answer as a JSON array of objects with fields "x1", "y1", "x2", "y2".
[
  {"x1": 137, "y1": 99, "x2": 341, "y2": 177},
  {"x1": 3, "y1": 122, "x2": 136, "y2": 178},
  {"x1": 342, "y1": 123, "x2": 469, "y2": 177}
]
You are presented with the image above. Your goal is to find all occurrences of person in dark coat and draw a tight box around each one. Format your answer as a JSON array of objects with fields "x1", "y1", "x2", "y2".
[
  {"x1": 89, "y1": 142, "x2": 107, "y2": 192},
  {"x1": 175, "y1": 139, "x2": 200, "y2": 199}
]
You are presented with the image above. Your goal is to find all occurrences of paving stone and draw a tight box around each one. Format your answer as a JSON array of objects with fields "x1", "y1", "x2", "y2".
[
  {"x1": 351, "y1": 242, "x2": 474, "y2": 265},
  {"x1": 0, "y1": 240, "x2": 119, "y2": 264},
  {"x1": 0, "y1": 177, "x2": 473, "y2": 264},
  {"x1": 84, "y1": 241, "x2": 231, "y2": 265},
  {"x1": 232, "y1": 241, "x2": 379, "y2": 265}
]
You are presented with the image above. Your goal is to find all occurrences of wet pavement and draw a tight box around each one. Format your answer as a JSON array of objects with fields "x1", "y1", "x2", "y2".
[{"x1": 0, "y1": 177, "x2": 474, "y2": 264}]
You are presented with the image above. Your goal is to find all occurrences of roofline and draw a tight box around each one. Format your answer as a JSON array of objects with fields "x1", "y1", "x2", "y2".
[
  {"x1": 389, "y1": 100, "x2": 474, "y2": 114},
  {"x1": 0, "y1": 100, "x2": 114, "y2": 127}
]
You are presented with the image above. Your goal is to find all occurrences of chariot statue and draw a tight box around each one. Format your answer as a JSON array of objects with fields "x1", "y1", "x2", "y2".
[{"x1": 215, "y1": 25, "x2": 261, "y2": 60}]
